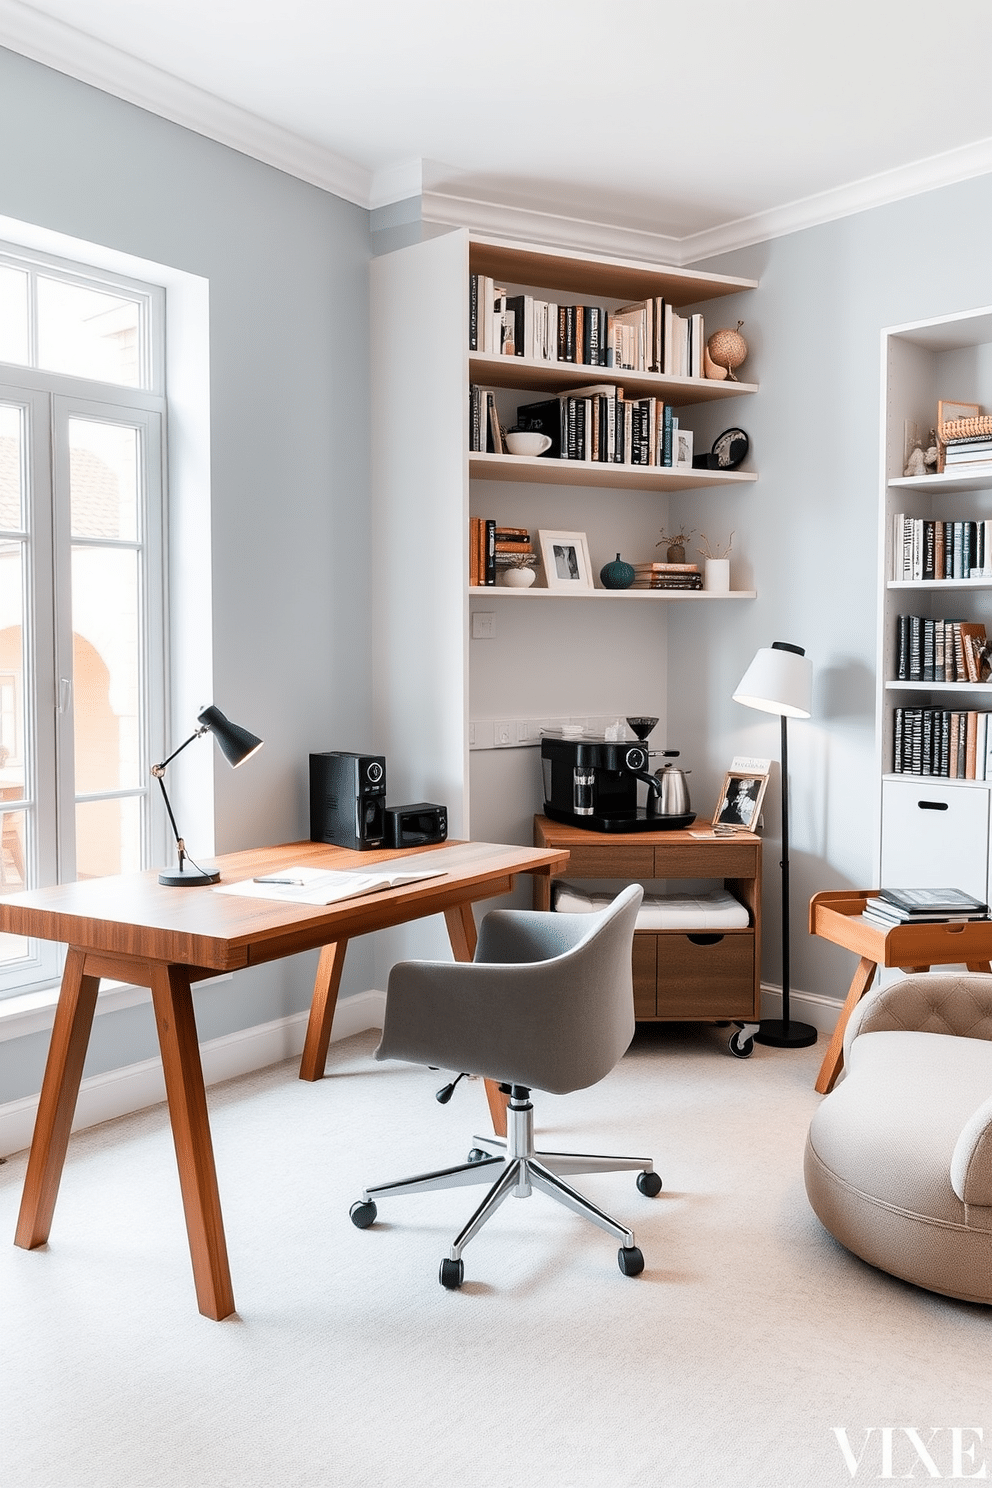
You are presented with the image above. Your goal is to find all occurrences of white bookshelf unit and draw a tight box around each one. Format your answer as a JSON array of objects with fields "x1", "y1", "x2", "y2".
[
  {"x1": 878, "y1": 307, "x2": 992, "y2": 903},
  {"x1": 370, "y1": 229, "x2": 758, "y2": 869}
]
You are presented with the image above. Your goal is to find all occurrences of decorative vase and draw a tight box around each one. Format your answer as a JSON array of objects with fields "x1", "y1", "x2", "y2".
[
  {"x1": 666, "y1": 543, "x2": 685, "y2": 564},
  {"x1": 499, "y1": 564, "x2": 536, "y2": 588},
  {"x1": 599, "y1": 553, "x2": 635, "y2": 589},
  {"x1": 704, "y1": 558, "x2": 731, "y2": 593}
]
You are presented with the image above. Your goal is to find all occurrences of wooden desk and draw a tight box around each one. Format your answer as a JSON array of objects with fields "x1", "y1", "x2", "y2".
[
  {"x1": 0, "y1": 837, "x2": 567, "y2": 1320},
  {"x1": 811, "y1": 889, "x2": 992, "y2": 1094}
]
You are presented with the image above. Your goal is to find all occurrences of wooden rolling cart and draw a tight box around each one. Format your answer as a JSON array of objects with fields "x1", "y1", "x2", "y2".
[{"x1": 533, "y1": 815, "x2": 762, "y2": 1056}]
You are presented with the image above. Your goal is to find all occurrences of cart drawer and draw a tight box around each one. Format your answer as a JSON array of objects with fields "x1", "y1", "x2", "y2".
[
  {"x1": 632, "y1": 933, "x2": 657, "y2": 1019},
  {"x1": 656, "y1": 931, "x2": 755, "y2": 1020}
]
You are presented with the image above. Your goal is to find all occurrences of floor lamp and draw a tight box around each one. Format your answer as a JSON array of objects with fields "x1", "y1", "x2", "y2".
[
  {"x1": 152, "y1": 705, "x2": 263, "y2": 886},
  {"x1": 733, "y1": 641, "x2": 817, "y2": 1049}
]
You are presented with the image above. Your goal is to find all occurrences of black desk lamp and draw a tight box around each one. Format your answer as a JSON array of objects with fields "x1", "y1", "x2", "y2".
[
  {"x1": 733, "y1": 642, "x2": 817, "y2": 1049},
  {"x1": 152, "y1": 705, "x2": 263, "y2": 886}
]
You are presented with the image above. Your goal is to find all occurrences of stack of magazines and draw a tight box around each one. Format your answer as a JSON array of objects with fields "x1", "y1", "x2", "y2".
[{"x1": 862, "y1": 886, "x2": 989, "y2": 928}]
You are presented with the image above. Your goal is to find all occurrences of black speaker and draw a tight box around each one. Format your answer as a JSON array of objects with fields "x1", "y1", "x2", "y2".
[{"x1": 309, "y1": 751, "x2": 387, "y2": 851}]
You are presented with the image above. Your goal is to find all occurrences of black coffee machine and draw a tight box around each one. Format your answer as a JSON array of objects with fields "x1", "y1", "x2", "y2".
[{"x1": 541, "y1": 717, "x2": 694, "y2": 833}]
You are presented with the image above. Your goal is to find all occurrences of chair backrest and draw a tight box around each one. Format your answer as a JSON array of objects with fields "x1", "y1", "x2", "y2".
[{"x1": 377, "y1": 884, "x2": 643, "y2": 1095}]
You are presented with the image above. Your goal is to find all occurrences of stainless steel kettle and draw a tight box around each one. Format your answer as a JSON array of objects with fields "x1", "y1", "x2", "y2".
[{"x1": 650, "y1": 751, "x2": 691, "y2": 817}]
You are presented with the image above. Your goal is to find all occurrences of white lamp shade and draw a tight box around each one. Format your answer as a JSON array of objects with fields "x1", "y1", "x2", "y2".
[{"x1": 733, "y1": 645, "x2": 812, "y2": 719}]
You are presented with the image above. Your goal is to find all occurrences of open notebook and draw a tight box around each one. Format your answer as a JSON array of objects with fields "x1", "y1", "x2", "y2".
[{"x1": 215, "y1": 864, "x2": 446, "y2": 906}]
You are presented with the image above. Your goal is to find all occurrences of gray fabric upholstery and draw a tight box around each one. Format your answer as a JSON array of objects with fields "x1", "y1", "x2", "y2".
[
  {"x1": 375, "y1": 884, "x2": 643, "y2": 1094},
  {"x1": 805, "y1": 973, "x2": 992, "y2": 1304}
]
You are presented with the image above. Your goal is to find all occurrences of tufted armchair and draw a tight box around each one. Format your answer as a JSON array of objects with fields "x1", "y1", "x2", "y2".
[{"x1": 804, "y1": 971, "x2": 992, "y2": 1304}]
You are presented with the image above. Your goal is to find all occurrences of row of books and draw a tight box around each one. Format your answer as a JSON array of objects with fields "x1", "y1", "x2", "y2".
[
  {"x1": 629, "y1": 562, "x2": 703, "y2": 590},
  {"x1": 862, "y1": 885, "x2": 988, "y2": 928},
  {"x1": 468, "y1": 275, "x2": 705, "y2": 376},
  {"x1": 894, "y1": 616, "x2": 990, "y2": 682},
  {"x1": 469, "y1": 384, "x2": 687, "y2": 467},
  {"x1": 893, "y1": 515, "x2": 992, "y2": 581},
  {"x1": 468, "y1": 519, "x2": 534, "y2": 586},
  {"x1": 892, "y1": 706, "x2": 992, "y2": 778}
]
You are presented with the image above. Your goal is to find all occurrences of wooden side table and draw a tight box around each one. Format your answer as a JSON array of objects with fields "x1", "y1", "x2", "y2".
[{"x1": 810, "y1": 890, "x2": 992, "y2": 1094}]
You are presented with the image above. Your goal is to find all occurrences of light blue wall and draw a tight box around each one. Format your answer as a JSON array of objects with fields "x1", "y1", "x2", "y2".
[
  {"x1": 675, "y1": 173, "x2": 992, "y2": 1000},
  {"x1": 0, "y1": 46, "x2": 373, "y2": 1100}
]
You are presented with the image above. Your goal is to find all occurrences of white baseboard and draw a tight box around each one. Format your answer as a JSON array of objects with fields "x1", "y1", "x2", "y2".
[
  {"x1": 759, "y1": 983, "x2": 842, "y2": 1034},
  {"x1": 0, "y1": 988, "x2": 386, "y2": 1159}
]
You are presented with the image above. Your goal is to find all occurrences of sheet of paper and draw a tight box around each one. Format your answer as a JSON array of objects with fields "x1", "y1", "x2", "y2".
[{"x1": 214, "y1": 864, "x2": 446, "y2": 906}]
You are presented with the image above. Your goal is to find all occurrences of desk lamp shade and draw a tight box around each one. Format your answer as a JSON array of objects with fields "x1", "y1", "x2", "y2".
[
  {"x1": 733, "y1": 641, "x2": 816, "y2": 1050},
  {"x1": 154, "y1": 706, "x2": 263, "y2": 886}
]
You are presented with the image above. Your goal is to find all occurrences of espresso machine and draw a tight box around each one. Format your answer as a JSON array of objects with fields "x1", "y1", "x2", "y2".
[{"x1": 540, "y1": 718, "x2": 695, "y2": 833}]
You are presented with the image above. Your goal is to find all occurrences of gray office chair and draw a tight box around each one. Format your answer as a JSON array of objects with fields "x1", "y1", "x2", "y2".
[{"x1": 349, "y1": 884, "x2": 661, "y2": 1288}]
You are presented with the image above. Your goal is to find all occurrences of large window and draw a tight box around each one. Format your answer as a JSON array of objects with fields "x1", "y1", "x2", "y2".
[{"x1": 0, "y1": 247, "x2": 166, "y2": 997}]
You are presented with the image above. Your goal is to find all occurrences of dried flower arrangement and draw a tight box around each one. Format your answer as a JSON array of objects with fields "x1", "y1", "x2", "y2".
[
  {"x1": 698, "y1": 531, "x2": 734, "y2": 560},
  {"x1": 657, "y1": 526, "x2": 696, "y2": 563}
]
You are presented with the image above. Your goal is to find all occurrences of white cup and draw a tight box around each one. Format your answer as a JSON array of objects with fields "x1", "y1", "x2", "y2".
[
  {"x1": 704, "y1": 558, "x2": 731, "y2": 592},
  {"x1": 505, "y1": 431, "x2": 552, "y2": 457}
]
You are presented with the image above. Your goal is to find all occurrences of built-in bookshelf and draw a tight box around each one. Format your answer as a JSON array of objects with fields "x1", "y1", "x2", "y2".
[
  {"x1": 877, "y1": 307, "x2": 992, "y2": 905},
  {"x1": 370, "y1": 229, "x2": 758, "y2": 865}
]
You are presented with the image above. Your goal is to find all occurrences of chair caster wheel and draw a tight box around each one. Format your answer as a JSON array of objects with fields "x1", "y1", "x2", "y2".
[
  {"x1": 618, "y1": 1245, "x2": 644, "y2": 1277},
  {"x1": 349, "y1": 1200, "x2": 377, "y2": 1229},
  {"x1": 439, "y1": 1257, "x2": 464, "y2": 1290},
  {"x1": 729, "y1": 1030, "x2": 754, "y2": 1058},
  {"x1": 637, "y1": 1170, "x2": 662, "y2": 1197},
  {"x1": 467, "y1": 1148, "x2": 489, "y2": 1163}
]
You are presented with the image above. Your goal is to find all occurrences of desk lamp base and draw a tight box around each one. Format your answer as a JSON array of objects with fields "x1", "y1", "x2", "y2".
[{"x1": 159, "y1": 865, "x2": 220, "y2": 887}]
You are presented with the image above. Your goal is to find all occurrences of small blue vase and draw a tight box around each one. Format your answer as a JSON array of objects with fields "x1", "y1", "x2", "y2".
[{"x1": 600, "y1": 553, "x2": 635, "y2": 589}]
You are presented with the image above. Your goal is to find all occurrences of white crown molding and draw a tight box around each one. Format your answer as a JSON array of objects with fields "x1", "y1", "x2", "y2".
[
  {"x1": 679, "y1": 135, "x2": 992, "y2": 264},
  {"x1": 421, "y1": 190, "x2": 685, "y2": 266},
  {"x1": 0, "y1": 0, "x2": 371, "y2": 205},
  {"x1": 369, "y1": 159, "x2": 425, "y2": 211}
]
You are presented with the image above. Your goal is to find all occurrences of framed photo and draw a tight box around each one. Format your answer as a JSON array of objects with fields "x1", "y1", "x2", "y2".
[
  {"x1": 937, "y1": 400, "x2": 982, "y2": 472},
  {"x1": 712, "y1": 770, "x2": 769, "y2": 832},
  {"x1": 674, "y1": 427, "x2": 694, "y2": 469},
  {"x1": 538, "y1": 530, "x2": 594, "y2": 591}
]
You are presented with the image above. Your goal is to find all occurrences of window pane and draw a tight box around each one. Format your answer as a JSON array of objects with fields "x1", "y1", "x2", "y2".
[
  {"x1": 72, "y1": 547, "x2": 142, "y2": 791},
  {"x1": 37, "y1": 277, "x2": 142, "y2": 388},
  {"x1": 69, "y1": 418, "x2": 139, "y2": 541},
  {"x1": 0, "y1": 807, "x2": 26, "y2": 888},
  {"x1": 0, "y1": 265, "x2": 29, "y2": 367},
  {"x1": 0, "y1": 541, "x2": 25, "y2": 797},
  {"x1": 75, "y1": 795, "x2": 141, "y2": 879},
  {"x1": 0, "y1": 403, "x2": 23, "y2": 530}
]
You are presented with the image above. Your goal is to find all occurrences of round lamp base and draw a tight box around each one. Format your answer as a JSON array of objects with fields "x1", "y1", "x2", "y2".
[
  {"x1": 754, "y1": 1018, "x2": 818, "y2": 1049},
  {"x1": 158, "y1": 867, "x2": 220, "y2": 887}
]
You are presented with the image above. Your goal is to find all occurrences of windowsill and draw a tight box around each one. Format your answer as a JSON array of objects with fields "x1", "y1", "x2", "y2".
[{"x1": 0, "y1": 973, "x2": 232, "y2": 1042}]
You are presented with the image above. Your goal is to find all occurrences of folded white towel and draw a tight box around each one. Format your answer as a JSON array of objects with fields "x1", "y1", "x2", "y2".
[{"x1": 553, "y1": 882, "x2": 749, "y2": 930}]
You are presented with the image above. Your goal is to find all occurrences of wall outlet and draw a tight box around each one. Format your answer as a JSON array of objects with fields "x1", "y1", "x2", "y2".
[
  {"x1": 471, "y1": 611, "x2": 496, "y2": 639},
  {"x1": 494, "y1": 720, "x2": 513, "y2": 746}
]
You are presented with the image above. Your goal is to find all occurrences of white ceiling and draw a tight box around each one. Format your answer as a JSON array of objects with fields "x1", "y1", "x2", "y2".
[{"x1": 5, "y1": 0, "x2": 992, "y2": 259}]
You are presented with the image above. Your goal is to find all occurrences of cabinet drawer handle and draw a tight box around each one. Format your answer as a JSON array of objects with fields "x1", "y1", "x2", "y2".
[
  {"x1": 687, "y1": 933, "x2": 724, "y2": 946},
  {"x1": 917, "y1": 800, "x2": 949, "y2": 811}
]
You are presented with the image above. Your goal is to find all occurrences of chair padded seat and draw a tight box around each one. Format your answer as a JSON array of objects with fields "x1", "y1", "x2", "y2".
[
  {"x1": 553, "y1": 883, "x2": 749, "y2": 930},
  {"x1": 805, "y1": 1030, "x2": 992, "y2": 1303}
]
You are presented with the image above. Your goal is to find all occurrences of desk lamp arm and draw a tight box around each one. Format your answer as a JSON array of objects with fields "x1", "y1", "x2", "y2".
[{"x1": 151, "y1": 727, "x2": 208, "y2": 874}]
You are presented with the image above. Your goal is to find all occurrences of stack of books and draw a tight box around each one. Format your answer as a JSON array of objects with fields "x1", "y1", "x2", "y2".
[
  {"x1": 629, "y1": 562, "x2": 703, "y2": 590},
  {"x1": 862, "y1": 886, "x2": 989, "y2": 929},
  {"x1": 468, "y1": 519, "x2": 536, "y2": 585},
  {"x1": 943, "y1": 435, "x2": 992, "y2": 477}
]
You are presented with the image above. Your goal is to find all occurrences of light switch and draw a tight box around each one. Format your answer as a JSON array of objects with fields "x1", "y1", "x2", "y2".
[{"x1": 472, "y1": 611, "x2": 496, "y2": 639}]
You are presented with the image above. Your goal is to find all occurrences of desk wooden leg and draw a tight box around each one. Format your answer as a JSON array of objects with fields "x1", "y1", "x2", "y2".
[
  {"x1": 443, "y1": 903, "x2": 508, "y2": 1139},
  {"x1": 814, "y1": 957, "x2": 877, "y2": 1096},
  {"x1": 15, "y1": 947, "x2": 100, "y2": 1250},
  {"x1": 299, "y1": 939, "x2": 349, "y2": 1082},
  {"x1": 149, "y1": 963, "x2": 235, "y2": 1322}
]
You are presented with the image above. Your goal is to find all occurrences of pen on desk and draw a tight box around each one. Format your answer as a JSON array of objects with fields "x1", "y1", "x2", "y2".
[{"x1": 253, "y1": 875, "x2": 305, "y2": 885}]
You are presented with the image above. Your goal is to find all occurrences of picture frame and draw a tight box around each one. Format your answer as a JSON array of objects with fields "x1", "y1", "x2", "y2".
[
  {"x1": 674, "y1": 427, "x2": 694, "y2": 470},
  {"x1": 712, "y1": 770, "x2": 769, "y2": 832},
  {"x1": 538, "y1": 530, "x2": 594, "y2": 591},
  {"x1": 937, "y1": 400, "x2": 982, "y2": 473}
]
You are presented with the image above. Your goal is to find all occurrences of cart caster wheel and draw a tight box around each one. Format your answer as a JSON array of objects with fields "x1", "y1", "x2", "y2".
[
  {"x1": 349, "y1": 1200, "x2": 377, "y2": 1229},
  {"x1": 467, "y1": 1148, "x2": 490, "y2": 1163},
  {"x1": 729, "y1": 1030, "x2": 754, "y2": 1058},
  {"x1": 439, "y1": 1257, "x2": 464, "y2": 1290},
  {"x1": 637, "y1": 1170, "x2": 663, "y2": 1197},
  {"x1": 618, "y1": 1245, "x2": 644, "y2": 1277}
]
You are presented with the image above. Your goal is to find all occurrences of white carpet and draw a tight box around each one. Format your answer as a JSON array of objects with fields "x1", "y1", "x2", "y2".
[{"x1": 1, "y1": 1024, "x2": 989, "y2": 1488}]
